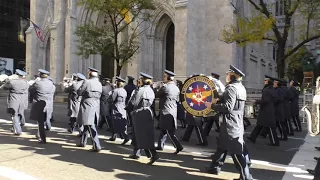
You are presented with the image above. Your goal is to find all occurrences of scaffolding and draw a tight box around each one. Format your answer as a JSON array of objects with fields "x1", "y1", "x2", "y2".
[{"x1": 302, "y1": 72, "x2": 315, "y2": 123}]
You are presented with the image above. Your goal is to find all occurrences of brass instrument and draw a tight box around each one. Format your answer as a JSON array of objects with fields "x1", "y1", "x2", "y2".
[
  {"x1": 301, "y1": 76, "x2": 320, "y2": 136},
  {"x1": 0, "y1": 74, "x2": 20, "y2": 89},
  {"x1": 59, "y1": 75, "x2": 75, "y2": 88}
]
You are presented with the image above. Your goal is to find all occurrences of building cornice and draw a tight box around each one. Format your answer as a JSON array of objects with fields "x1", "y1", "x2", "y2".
[{"x1": 175, "y1": 0, "x2": 187, "y2": 8}]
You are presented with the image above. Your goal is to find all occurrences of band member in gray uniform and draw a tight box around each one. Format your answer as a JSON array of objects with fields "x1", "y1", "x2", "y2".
[
  {"x1": 4, "y1": 69, "x2": 29, "y2": 135},
  {"x1": 19, "y1": 74, "x2": 29, "y2": 126},
  {"x1": 45, "y1": 77, "x2": 56, "y2": 130},
  {"x1": 98, "y1": 78, "x2": 113, "y2": 130},
  {"x1": 29, "y1": 69, "x2": 55, "y2": 143},
  {"x1": 205, "y1": 65, "x2": 253, "y2": 180},
  {"x1": 65, "y1": 73, "x2": 86, "y2": 133},
  {"x1": 109, "y1": 76, "x2": 130, "y2": 145},
  {"x1": 156, "y1": 70, "x2": 183, "y2": 154},
  {"x1": 289, "y1": 80, "x2": 302, "y2": 132},
  {"x1": 247, "y1": 75, "x2": 279, "y2": 146},
  {"x1": 274, "y1": 78, "x2": 288, "y2": 140},
  {"x1": 130, "y1": 72, "x2": 159, "y2": 165},
  {"x1": 77, "y1": 67, "x2": 102, "y2": 152}
]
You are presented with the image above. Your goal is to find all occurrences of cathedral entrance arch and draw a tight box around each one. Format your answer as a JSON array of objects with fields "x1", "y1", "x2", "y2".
[{"x1": 153, "y1": 14, "x2": 174, "y2": 80}]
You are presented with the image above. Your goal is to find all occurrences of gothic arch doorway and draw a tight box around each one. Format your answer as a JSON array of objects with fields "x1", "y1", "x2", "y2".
[
  {"x1": 153, "y1": 14, "x2": 175, "y2": 80},
  {"x1": 165, "y1": 23, "x2": 174, "y2": 72}
]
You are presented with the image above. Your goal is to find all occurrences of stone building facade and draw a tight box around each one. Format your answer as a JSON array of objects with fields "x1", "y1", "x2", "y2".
[{"x1": 26, "y1": 0, "x2": 282, "y2": 91}]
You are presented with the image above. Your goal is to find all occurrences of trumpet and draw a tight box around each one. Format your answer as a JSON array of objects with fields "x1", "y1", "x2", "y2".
[{"x1": 59, "y1": 76, "x2": 75, "y2": 88}]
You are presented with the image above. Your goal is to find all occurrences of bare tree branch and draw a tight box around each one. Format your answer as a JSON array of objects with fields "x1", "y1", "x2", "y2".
[{"x1": 284, "y1": 34, "x2": 320, "y2": 59}]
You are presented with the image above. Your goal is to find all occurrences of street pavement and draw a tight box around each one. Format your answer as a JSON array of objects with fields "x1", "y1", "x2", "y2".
[{"x1": 0, "y1": 97, "x2": 317, "y2": 180}]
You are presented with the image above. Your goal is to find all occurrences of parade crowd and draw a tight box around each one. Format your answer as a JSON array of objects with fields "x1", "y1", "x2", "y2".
[{"x1": 2, "y1": 65, "x2": 303, "y2": 180}]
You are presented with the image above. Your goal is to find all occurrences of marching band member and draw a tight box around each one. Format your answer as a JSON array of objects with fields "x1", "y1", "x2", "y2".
[
  {"x1": 98, "y1": 78, "x2": 113, "y2": 130},
  {"x1": 204, "y1": 73, "x2": 223, "y2": 135},
  {"x1": 109, "y1": 76, "x2": 130, "y2": 145},
  {"x1": 205, "y1": 65, "x2": 253, "y2": 180},
  {"x1": 129, "y1": 72, "x2": 159, "y2": 165},
  {"x1": 289, "y1": 80, "x2": 302, "y2": 132},
  {"x1": 4, "y1": 69, "x2": 29, "y2": 135},
  {"x1": 77, "y1": 67, "x2": 102, "y2": 152},
  {"x1": 29, "y1": 69, "x2": 55, "y2": 143},
  {"x1": 274, "y1": 79, "x2": 288, "y2": 141},
  {"x1": 45, "y1": 76, "x2": 56, "y2": 130},
  {"x1": 65, "y1": 73, "x2": 86, "y2": 133},
  {"x1": 156, "y1": 70, "x2": 183, "y2": 154},
  {"x1": 247, "y1": 75, "x2": 279, "y2": 146}
]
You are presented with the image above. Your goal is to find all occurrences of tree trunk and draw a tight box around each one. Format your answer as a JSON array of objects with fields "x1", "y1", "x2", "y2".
[
  {"x1": 116, "y1": 60, "x2": 122, "y2": 76},
  {"x1": 277, "y1": 47, "x2": 286, "y2": 79}
]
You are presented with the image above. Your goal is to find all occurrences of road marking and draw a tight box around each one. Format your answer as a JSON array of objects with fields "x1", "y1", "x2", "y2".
[{"x1": 0, "y1": 166, "x2": 38, "y2": 180}]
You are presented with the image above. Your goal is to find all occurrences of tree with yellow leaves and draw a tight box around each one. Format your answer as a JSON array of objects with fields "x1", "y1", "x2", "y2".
[
  {"x1": 221, "y1": 0, "x2": 320, "y2": 79},
  {"x1": 75, "y1": 0, "x2": 156, "y2": 76}
]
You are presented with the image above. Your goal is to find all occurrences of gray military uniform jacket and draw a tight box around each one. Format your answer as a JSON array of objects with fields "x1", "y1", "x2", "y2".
[
  {"x1": 5, "y1": 78, "x2": 29, "y2": 115},
  {"x1": 77, "y1": 77, "x2": 102, "y2": 125},
  {"x1": 100, "y1": 84, "x2": 113, "y2": 116},
  {"x1": 158, "y1": 81, "x2": 180, "y2": 130},
  {"x1": 131, "y1": 85, "x2": 156, "y2": 149},
  {"x1": 112, "y1": 87, "x2": 127, "y2": 119},
  {"x1": 29, "y1": 78, "x2": 56, "y2": 121},
  {"x1": 211, "y1": 80, "x2": 246, "y2": 155},
  {"x1": 65, "y1": 80, "x2": 84, "y2": 118}
]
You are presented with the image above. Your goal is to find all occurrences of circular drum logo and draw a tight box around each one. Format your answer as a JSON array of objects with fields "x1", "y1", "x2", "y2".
[{"x1": 181, "y1": 75, "x2": 217, "y2": 117}]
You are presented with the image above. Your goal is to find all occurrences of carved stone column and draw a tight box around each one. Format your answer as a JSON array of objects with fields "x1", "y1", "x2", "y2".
[
  {"x1": 64, "y1": 0, "x2": 78, "y2": 76},
  {"x1": 50, "y1": 0, "x2": 66, "y2": 83}
]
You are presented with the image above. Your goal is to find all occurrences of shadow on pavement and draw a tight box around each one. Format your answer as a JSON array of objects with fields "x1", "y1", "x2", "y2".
[{"x1": 0, "y1": 121, "x2": 289, "y2": 180}]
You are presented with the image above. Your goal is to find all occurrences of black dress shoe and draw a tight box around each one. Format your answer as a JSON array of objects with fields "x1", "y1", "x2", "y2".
[
  {"x1": 121, "y1": 139, "x2": 129, "y2": 145},
  {"x1": 108, "y1": 137, "x2": 116, "y2": 141},
  {"x1": 20, "y1": 123, "x2": 25, "y2": 127},
  {"x1": 174, "y1": 147, "x2": 183, "y2": 154},
  {"x1": 315, "y1": 147, "x2": 320, "y2": 151},
  {"x1": 246, "y1": 137, "x2": 256, "y2": 144},
  {"x1": 307, "y1": 169, "x2": 315, "y2": 175},
  {"x1": 89, "y1": 149, "x2": 101, "y2": 152},
  {"x1": 156, "y1": 147, "x2": 163, "y2": 151},
  {"x1": 129, "y1": 154, "x2": 140, "y2": 159},
  {"x1": 38, "y1": 139, "x2": 46, "y2": 144},
  {"x1": 147, "y1": 155, "x2": 159, "y2": 165},
  {"x1": 204, "y1": 166, "x2": 220, "y2": 175},
  {"x1": 314, "y1": 157, "x2": 320, "y2": 161},
  {"x1": 76, "y1": 144, "x2": 85, "y2": 147}
]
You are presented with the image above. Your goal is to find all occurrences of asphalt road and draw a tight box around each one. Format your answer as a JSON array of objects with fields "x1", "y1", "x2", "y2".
[{"x1": 0, "y1": 98, "x2": 316, "y2": 180}]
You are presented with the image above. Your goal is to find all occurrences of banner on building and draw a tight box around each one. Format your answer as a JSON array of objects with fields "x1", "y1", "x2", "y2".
[{"x1": 0, "y1": 57, "x2": 14, "y2": 75}]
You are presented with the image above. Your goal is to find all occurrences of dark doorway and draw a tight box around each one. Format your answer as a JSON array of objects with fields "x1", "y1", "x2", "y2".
[
  {"x1": 45, "y1": 38, "x2": 50, "y2": 71},
  {"x1": 101, "y1": 49, "x2": 114, "y2": 79},
  {"x1": 165, "y1": 23, "x2": 174, "y2": 72}
]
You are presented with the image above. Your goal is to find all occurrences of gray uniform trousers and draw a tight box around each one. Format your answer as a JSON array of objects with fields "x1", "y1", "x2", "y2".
[{"x1": 80, "y1": 125, "x2": 101, "y2": 150}]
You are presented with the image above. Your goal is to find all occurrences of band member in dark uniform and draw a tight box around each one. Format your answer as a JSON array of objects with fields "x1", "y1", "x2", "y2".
[
  {"x1": 29, "y1": 69, "x2": 55, "y2": 143},
  {"x1": 98, "y1": 78, "x2": 113, "y2": 130},
  {"x1": 4, "y1": 69, "x2": 29, "y2": 135},
  {"x1": 289, "y1": 80, "x2": 302, "y2": 132},
  {"x1": 156, "y1": 70, "x2": 183, "y2": 154},
  {"x1": 129, "y1": 72, "x2": 159, "y2": 165},
  {"x1": 204, "y1": 73, "x2": 223, "y2": 135},
  {"x1": 77, "y1": 67, "x2": 102, "y2": 152},
  {"x1": 65, "y1": 73, "x2": 86, "y2": 133},
  {"x1": 109, "y1": 76, "x2": 130, "y2": 145},
  {"x1": 205, "y1": 65, "x2": 253, "y2": 180},
  {"x1": 124, "y1": 76, "x2": 136, "y2": 127},
  {"x1": 176, "y1": 80, "x2": 186, "y2": 128},
  {"x1": 247, "y1": 75, "x2": 279, "y2": 146},
  {"x1": 274, "y1": 79, "x2": 288, "y2": 140},
  {"x1": 181, "y1": 113, "x2": 208, "y2": 146},
  {"x1": 282, "y1": 80, "x2": 294, "y2": 135}
]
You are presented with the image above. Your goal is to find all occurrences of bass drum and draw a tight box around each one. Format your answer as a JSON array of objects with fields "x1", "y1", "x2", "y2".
[{"x1": 181, "y1": 74, "x2": 223, "y2": 117}]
